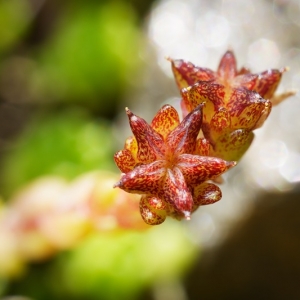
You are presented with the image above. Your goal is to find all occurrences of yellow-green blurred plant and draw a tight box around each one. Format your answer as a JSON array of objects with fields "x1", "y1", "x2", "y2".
[{"x1": 29, "y1": 1, "x2": 142, "y2": 116}]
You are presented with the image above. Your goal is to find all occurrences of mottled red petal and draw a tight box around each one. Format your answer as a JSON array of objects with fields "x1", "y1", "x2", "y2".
[
  {"x1": 151, "y1": 105, "x2": 180, "y2": 140},
  {"x1": 231, "y1": 100, "x2": 271, "y2": 130},
  {"x1": 161, "y1": 167, "x2": 193, "y2": 219},
  {"x1": 212, "y1": 129, "x2": 254, "y2": 161},
  {"x1": 193, "y1": 183, "x2": 222, "y2": 206},
  {"x1": 139, "y1": 195, "x2": 166, "y2": 225},
  {"x1": 124, "y1": 136, "x2": 138, "y2": 159},
  {"x1": 114, "y1": 149, "x2": 136, "y2": 173},
  {"x1": 227, "y1": 88, "x2": 266, "y2": 118},
  {"x1": 177, "y1": 154, "x2": 234, "y2": 185},
  {"x1": 195, "y1": 138, "x2": 211, "y2": 156},
  {"x1": 114, "y1": 160, "x2": 166, "y2": 194},
  {"x1": 170, "y1": 59, "x2": 215, "y2": 90},
  {"x1": 217, "y1": 50, "x2": 237, "y2": 81},
  {"x1": 181, "y1": 81, "x2": 225, "y2": 122},
  {"x1": 126, "y1": 108, "x2": 165, "y2": 163},
  {"x1": 166, "y1": 104, "x2": 203, "y2": 154},
  {"x1": 254, "y1": 69, "x2": 283, "y2": 99},
  {"x1": 209, "y1": 107, "x2": 231, "y2": 140},
  {"x1": 233, "y1": 73, "x2": 258, "y2": 90}
]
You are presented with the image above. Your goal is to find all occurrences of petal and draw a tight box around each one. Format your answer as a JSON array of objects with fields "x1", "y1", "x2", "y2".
[
  {"x1": 209, "y1": 107, "x2": 231, "y2": 140},
  {"x1": 126, "y1": 108, "x2": 164, "y2": 163},
  {"x1": 177, "y1": 154, "x2": 235, "y2": 185},
  {"x1": 170, "y1": 59, "x2": 215, "y2": 90},
  {"x1": 161, "y1": 167, "x2": 193, "y2": 219},
  {"x1": 233, "y1": 73, "x2": 258, "y2": 90},
  {"x1": 151, "y1": 105, "x2": 180, "y2": 140},
  {"x1": 124, "y1": 136, "x2": 138, "y2": 159},
  {"x1": 252, "y1": 100, "x2": 273, "y2": 130},
  {"x1": 114, "y1": 149, "x2": 136, "y2": 173},
  {"x1": 227, "y1": 88, "x2": 267, "y2": 118},
  {"x1": 231, "y1": 100, "x2": 272, "y2": 130},
  {"x1": 193, "y1": 182, "x2": 222, "y2": 206},
  {"x1": 212, "y1": 129, "x2": 254, "y2": 161},
  {"x1": 114, "y1": 160, "x2": 166, "y2": 194},
  {"x1": 195, "y1": 138, "x2": 211, "y2": 156},
  {"x1": 181, "y1": 81, "x2": 225, "y2": 122},
  {"x1": 139, "y1": 195, "x2": 166, "y2": 225},
  {"x1": 166, "y1": 104, "x2": 203, "y2": 154},
  {"x1": 217, "y1": 50, "x2": 237, "y2": 80},
  {"x1": 254, "y1": 69, "x2": 283, "y2": 99}
]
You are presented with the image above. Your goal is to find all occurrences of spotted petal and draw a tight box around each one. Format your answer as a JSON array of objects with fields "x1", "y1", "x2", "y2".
[
  {"x1": 212, "y1": 129, "x2": 254, "y2": 161},
  {"x1": 217, "y1": 50, "x2": 237, "y2": 80},
  {"x1": 170, "y1": 59, "x2": 215, "y2": 90},
  {"x1": 233, "y1": 73, "x2": 258, "y2": 90},
  {"x1": 181, "y1": 81, "x2": 224, "y2": 123},
  {"x1": 140, "y1": 195, "x2": 166, "y2": 225},
  {"x1": 166, "y1": 104, "x2": 203, "y2": 154},
  {"x1": 254, "y1": 69, "x2": 284, "y2": 99},
  {"x1": 193, "y1": 182, "x2": 222, "y2": 207},
  {"x1": 177, "y1": 154, "x2": 235, "y2": 185},
  {"x1": 126, "y1": 108, "x2": 165, "y2": 163},
  {"x1": 151, "y1": 104, "x2": 180, "y2": 140},
  {"x1": 161, "y1": 167, "x2": 193, "y2": 219},
  {"x1": 114, "y1": 160, "x2": 166, "y2": 194},
  {"x1": 114, "y1": 149, "x2": 136, "y2": 173}
]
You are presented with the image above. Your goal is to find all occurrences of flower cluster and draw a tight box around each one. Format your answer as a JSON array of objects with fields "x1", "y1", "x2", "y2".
[
  {"x1": 114, "y1": 50, "x2": 292, "y2": 225},
  {"x1": 114, "y1": 105, "x2": 235, "y2": 225}
]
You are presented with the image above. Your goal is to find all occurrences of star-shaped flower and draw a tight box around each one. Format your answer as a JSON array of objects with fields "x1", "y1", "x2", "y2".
[
  {"x1": 114, "y1": 104, "x2": 235, "y2": 225},
  {"x1": 170, "y1": 50, "x2": 295, "y2": 105},
  {"x1": 168, "y1": 50, "x2": 293, "y2": 161}
]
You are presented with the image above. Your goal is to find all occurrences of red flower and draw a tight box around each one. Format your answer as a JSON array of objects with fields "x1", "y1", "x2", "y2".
[
  {"x1": 114, "y1": 104, "x2": 235, "y2": 225},
  {"x1": 170, "y1": 50, "x2": 293, "y2": 105},
  {"x1": 168, "y1": 50, "x2": 291, "y2": 161}
]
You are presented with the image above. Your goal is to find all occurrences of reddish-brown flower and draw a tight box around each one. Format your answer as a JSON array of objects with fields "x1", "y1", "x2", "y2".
[
  {"x1": 114, "y1": 104, "x2": 235, "y2": 225},
  {"x1": 170, "y1": 50, "x2": 293, "y2": 105},
  {"x1": 168, "y1": 50, "x2": 292, "y2": 161}
]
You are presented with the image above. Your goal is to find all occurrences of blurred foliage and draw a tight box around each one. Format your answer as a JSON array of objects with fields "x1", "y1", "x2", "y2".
[
  {"x1": 29, "y1": 1, "x2": 142, "y2": 117},
  {"x1": 6, "y1": 221, "x2": 197, "y2": 300},
  {"x1": 0, "y1": 109, "x2": 116, "y2": 197},
  {"x1": 0, "y1": 0, "x2": 31, "y2": 56}
]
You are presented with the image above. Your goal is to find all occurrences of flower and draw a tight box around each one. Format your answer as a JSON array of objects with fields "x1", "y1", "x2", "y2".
[
  {"x1": 169, "y1": 50, "x2": 292, "y2": 161},
  {"x1": 114, "y1": 104, "x2": 235, "y2": 225},
  {"x1": 170, "y1": 50, "x2": 294, "y2": 105}
]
